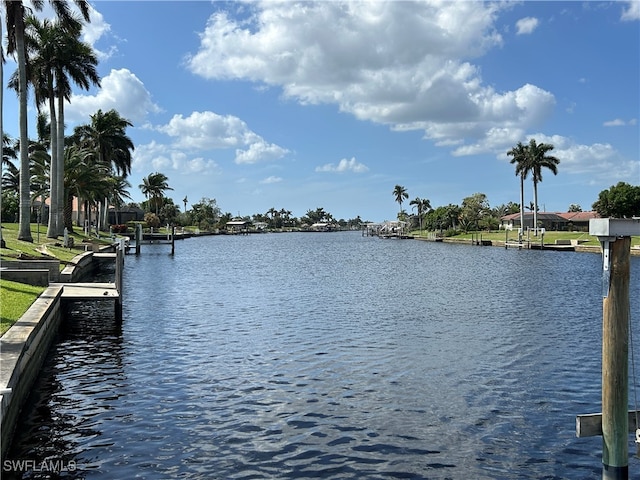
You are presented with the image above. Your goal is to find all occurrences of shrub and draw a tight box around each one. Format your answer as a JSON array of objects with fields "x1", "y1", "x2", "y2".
[
  {"x1": 144, "y1": 212, "x2": 161, "y2": 229},
  {"x1": 110, "y1": 224, "x2": 129, "y2": 233}
]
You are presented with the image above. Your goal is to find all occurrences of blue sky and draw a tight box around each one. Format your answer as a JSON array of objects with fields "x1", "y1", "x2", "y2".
[{"x1": 3, "y1": 1, "x2": 639, "y2": 222}]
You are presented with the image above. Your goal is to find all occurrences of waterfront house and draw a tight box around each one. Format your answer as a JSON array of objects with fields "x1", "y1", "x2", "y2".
[{"x1": 500, "y1": 211, "x2": 599, "y2": 232}]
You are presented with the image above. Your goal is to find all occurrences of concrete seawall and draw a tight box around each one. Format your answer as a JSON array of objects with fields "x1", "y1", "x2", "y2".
[
  {"x1": 0, "y1": 246, "x2": 116, "y2": 462},
  {"x1": 0, "y1": 286, "x2": 64, "y2": 461}
]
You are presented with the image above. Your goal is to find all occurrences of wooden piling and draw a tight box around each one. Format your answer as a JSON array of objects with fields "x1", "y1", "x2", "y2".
[
  {"x1": 602, "y1": 236, "x2": 631, "y2": 480},
  {"x1": 115, "y1": 245, "x2": 124, "y2": 322}
]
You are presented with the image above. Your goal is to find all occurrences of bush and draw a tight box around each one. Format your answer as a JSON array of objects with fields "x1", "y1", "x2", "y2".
[
  {"x1": 110, "y1": 224, "x2": 129, "y2": 233},
  {"x1": 144, "y1": 212, "x2": 161, "y2": 229}
]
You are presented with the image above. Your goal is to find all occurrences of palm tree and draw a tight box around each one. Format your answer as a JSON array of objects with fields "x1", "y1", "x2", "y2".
[
  {"x1": 108, "y1": 175, "x2": 132, "y2": 226},
  {"x1": 63, "y1": 144, "x2": 108, "y2": 232},
  {"x1": 20, "y1": 16, "x2": 61, "y2": 238},
  {"x1": 139, "y1": 172, "x2": 172, "y2": 215},
  {"x1": 2, "y1": 135, "x2": 51, "y2": 217},
  {"x1": 52, "y1": 19, "x2": 99, "y2": 236},
  {"x1": 2, "y1": 143, "x2": 20, "y2": 197},
  {"x1": 29, "y1": 118, "x2": 52, "y2": 203},
  {"x1": 393, "y1": 185, "x2": 408, "y2": 217},
  {"x1": 3, "y1": 0, "x2": 91, "y2": 242},
  {"x1": 266, "y1": 207, "x2": 277, "y2": 228},
  {"x1": 23, "y1": 15, "x2": 99, "y2": 237},
  {"x1": 72, "y1": 109, "x2": 134, "y2": 229},
  {"x1": 409, "y1": 197, "x2": 431, "y2": 234},
  {"x1": 507, "y1": 141, "x2": 530, "y2": 240},
  {"x1": 527, "y1": 139, "x2": 560, "y2": 234}
]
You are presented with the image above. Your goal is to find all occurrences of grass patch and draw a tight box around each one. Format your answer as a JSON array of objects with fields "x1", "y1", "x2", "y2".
[
  {"x1": 0, "y1": 279, "x2": 46, "y2": 335},
  {"x1": 412, "y1": 229, "x2": 640, "y2": 248},
  {"x1": 1, "y1": 222, "x2": 111, "y2": 265},
  {"x1": 1, "y1": 222, "x2": 113, "y2": 335},
  {"x1": 450, "y1": 230, "x2": 601, "y2": 246}
]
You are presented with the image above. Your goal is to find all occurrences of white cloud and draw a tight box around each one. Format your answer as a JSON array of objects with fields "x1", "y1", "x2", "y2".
[
  {"x1": 316, "y1": 157, "x2": 369, "y2": 173},
  {"x1": 82, "y1": 6, "x2": 116, "y2": 61},
  {"x1": 186, "y1": 1, "x2": 552, "y2": 147},
  {"x1": 515, "y1": 17, "x2": 539, "y2": 35},
  {"x1": 604, "y1": 118, "x2": 638, "y2": 127},
  {"x1": 260, "y1": 176, "x2": 283, "y2": 184},
  {"x1": 621, "y1": 1, "x2": 640, "y2": 21},
  {"x1": 66, "y1": 68, "x2": 161, "y2": 124},
  {"x1": 132, "y1": 140, "x2": 219, "y2": 176},
  {"x1": 235, "y1": 140, "x2": 289, "y2": 165},
  {"x1": 156, "y1": 111, "x2": 289, "y2": 165}
]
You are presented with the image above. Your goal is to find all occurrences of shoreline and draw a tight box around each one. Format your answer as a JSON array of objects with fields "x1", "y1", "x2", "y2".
[
  {"x1": 416, "y1": 236, "x2": 640, "y2": 256},
  {"x1": 0, "y1": 246, "x2": 116, "y2": 463}
]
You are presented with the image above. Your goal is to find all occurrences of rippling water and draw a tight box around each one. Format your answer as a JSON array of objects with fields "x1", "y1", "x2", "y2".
[{"x1": 6, "y1": 232, "x2": 640, "y2": 479}]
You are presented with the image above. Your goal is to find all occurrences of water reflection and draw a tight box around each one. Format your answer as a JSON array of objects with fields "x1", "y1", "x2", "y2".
[{"x1": 6, "y1": 233, "x2": 640, "y2": 479}]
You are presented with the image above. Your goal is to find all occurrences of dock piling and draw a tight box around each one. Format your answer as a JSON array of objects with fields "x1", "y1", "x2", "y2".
[{"x1": 577, "y1": 218, "x2": 640, "y2": 480}]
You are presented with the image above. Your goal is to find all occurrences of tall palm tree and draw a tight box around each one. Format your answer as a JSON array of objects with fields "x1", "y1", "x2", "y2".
[
  {"x1": 527, "y1": 139, "x2": 560, "y2": 233},
  {"x1": 409, "y1": 197, "x2": 431, "y2": 233},
  {"x1": 30, "y1": 115, "x2": 52, "y2": 206},
  {"x1": 20, "y1": 16, "x2": 60, "y2": 238},
  {"x1": 266, "y1": 207, "x2": 277, "y2": 227},
  {"x1": 3, "y1": 0, "x2": 91, "y2": 242},
  {"x1": 108, "y1": 175, "x2": 132, "y2": 225},
  {"x1": 139, "y1": 172, "x2": 172, "y2": 216},
  {"x1": 507, "y1": 141, "x2": 530, "y2": 240},
  {"x1": 72, "y1": 109, "x2": 134, "y2": 229},
  {"x1": 63, "y1": 144, "x2": 107, "y2": 232},
  {"x1": 52, "y1": 19, "x2": 99, "y2": 236},
  {"x1": 393, "y1": 185, "x2": 408, "y2": 218},
  {"x1": 24, "y1": 15, "x2": 100, "y2": 237}
]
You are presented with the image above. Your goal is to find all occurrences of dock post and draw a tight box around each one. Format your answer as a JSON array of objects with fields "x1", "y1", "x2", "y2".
[
  {"x1": 589, "y1": 218, "x2": 640, "y2": 480},
  {"x1": 171, "y1": 226, "x2": 175, "y2": 255},
  {"x1": 602, "y1": 236, "x2": 630, "y2": 480},
  {"x1": 115, "y1": 243, "x2": 124, "y2": 322},
  {"x1": 135, "y1": 223, "x2": 142, "y2": 255}
]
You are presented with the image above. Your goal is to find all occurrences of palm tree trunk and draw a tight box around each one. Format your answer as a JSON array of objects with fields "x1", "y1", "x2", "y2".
[
  {"x1": 519, "y1": 174, "x2": 524, "y2": 241},
  {"x1": 47, "y1": 94, "x2": 59, "y2": 238},
  {"x1": 533, "y1": 179, "x2": 539, "y2": 235},
  {"x1": 63, "y1": 192, "x2": 74, "y2": 233},
  {"x1": 56, "y1": 93, "x2": 65, "y2": 236},
  {"x1": 15, "y1": 8, "x2": 32, "y2": 242},
  {"x1": 101, "y1": 197, "x2": 108, "y2": 230}
]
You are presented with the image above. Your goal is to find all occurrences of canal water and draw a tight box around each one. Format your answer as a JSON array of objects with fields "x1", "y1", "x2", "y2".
[{"x1": 6, "y1": 232, "x2": 640, "y2": 479}]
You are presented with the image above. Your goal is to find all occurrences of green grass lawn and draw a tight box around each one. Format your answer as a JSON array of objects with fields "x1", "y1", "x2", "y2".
[
  {"x1": 1, "y1": 222, "x2": 106, "y2": 264},
  {"x1": 411, "y1": 229, "x2": 640, "y2": 248},
  {"x1": 1, "y1": 222, "x2": 113, "y2": 336},
  {"x1": 0, "y1": 279, "x2": 46, "y2": 335}
]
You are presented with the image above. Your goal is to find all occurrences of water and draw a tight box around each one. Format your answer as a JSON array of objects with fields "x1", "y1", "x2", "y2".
[{"x1": 6, "y1": 232, "x2": 640, "y2": 479}]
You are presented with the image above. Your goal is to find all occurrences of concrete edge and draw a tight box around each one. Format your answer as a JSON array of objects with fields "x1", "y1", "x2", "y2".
[
  {"x1": 0, "y1": 285, "x2": 64, "y2": 462},
  {"x1": 0, "y1": 243, "x2": 117, "y2": 461}
]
